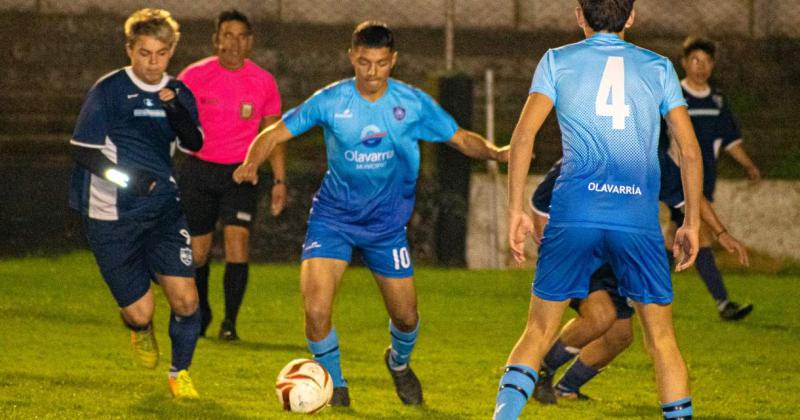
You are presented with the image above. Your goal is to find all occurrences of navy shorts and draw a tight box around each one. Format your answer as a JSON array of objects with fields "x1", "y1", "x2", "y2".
[
  {"x1": 178, "y1": 156, "x2": 261, "y2": 235},
  {"x1": 85, "y1": 204, "x2": 195, "y2": 307},
  {"x1": 301, "y1": 220, "x2": 413, "y2": 278},
  {"x1": 534, "y1": 225, "x2": 672, "y2": 304},
  {"x1": 568, "y1": 264, "x2": 635, "y2": 320}
]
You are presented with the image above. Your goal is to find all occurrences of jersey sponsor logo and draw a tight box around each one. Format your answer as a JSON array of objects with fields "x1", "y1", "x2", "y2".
[
  {"x1": 133, "y1": 109, "x2": 166, "y2": 118},
  {"x1": 344, "y1": 150, "x2": 395, "y2": 169},
  {"x1": 587, "y1": 182, "x2": 642, "y2": 196},
  {"x1": 359, "y1": 125, "x2": 387, "y2": 147},
  {"x1": 334, "y1": 109, "x2": 353, "y2": 119},
  {"x1": 393, "y1": 106, "x2": 406, "y2": 121},
  {"x1": 180, "y1": 247, "x2": 193, "y2": 266},
  {"x1": 240, "y1": 102, "x2": 254, "y2": 119}
]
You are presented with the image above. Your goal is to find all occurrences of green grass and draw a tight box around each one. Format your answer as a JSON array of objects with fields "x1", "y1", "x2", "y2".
[{"x1": 1, "y1": 252, "x2": 798, "y2": 419}]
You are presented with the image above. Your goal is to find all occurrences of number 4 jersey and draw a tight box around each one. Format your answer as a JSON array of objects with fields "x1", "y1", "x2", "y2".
[{"x1": 530, "y1": 33, "x2": 686, "y2": 234}]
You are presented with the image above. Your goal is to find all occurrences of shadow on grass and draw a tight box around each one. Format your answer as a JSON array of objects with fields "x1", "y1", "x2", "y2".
[
  {"x1": 0, "y1": 306, "x2": 107, "y2": 327},
  {"x1": 202, "y1": 339, "x2": 307, "y2": 353},
  {"x1": 324, "y1": 403, "x2": 464, "y2": 419},
  {"x1": 133, "y1": 391, "x2": 247, "y2": 419}
]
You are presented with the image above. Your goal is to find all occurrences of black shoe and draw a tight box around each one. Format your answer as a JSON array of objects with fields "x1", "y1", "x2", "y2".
[
  {"x1": 532, "y1": 368, "x2": 557, "y2": 405},
  {"x1": 719, "y1": 301, "x2": 753, "y2": 321},
  {"x1": 199, "y1": 307, "x2": 212, "y2": 337},
  {"x1": 383, "y1": 346, "x2": 423, "y2": 405},
  {"x1": 218, "y1": 319, "x2": 239, "y2": 341},
  {"x1": 555, "y1": 387, "x2": 592, "y2": 401},
  {"x1": 330, "y1": 387, "x2": 350, "y2": 407}
]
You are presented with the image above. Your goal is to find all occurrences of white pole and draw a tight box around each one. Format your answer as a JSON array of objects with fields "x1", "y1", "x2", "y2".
[
  {"x1": 445, "y1": 0, "x2": 454, "y2": 71},
  {"x1": 485, "y1": 69, "x2": 501, "y2": 268},
  {"x1": 485, "y1": 69, "x2": 498, "y2": 175}
]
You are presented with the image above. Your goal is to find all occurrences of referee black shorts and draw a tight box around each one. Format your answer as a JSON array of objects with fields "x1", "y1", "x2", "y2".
[{"x1": 178, "y1": 156, "x2": 261, "y2": 236}]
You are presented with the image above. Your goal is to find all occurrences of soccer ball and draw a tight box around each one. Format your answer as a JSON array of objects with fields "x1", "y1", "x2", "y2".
[{"x1": 275, "y1": 358, "x2": 333, "y2": 413}]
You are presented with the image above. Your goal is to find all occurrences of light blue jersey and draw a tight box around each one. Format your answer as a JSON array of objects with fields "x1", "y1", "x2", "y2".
[
  {"x1": 283, "y1": 78, "x2": 458, "y2": 234},
  {"x1": 530, "y1": 33, "x2": 686, "y2": 234}
]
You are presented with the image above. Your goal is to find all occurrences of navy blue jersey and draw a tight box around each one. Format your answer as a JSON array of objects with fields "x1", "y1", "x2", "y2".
[
  {"x1": 530, "y1": 159, "x2": 562, "y2": 216},
  {"x1": 681, "y1": 81, "x2": 742, "y2": 200},
  {"x1": 69, "y1": 67, "x2": 200, "y2": 220},
  {"x1": 283, "y1": 78, "x2": 458, "y2": 234},
  {"x1": 530, "y1": 33, "x2": 686, "y2": 234}
]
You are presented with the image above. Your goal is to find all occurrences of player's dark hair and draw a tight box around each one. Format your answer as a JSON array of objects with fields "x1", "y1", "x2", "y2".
[
  {"x1": 216, "y1": 9, "x2": 251, "y2": 32},
  {"x1": 682, "y1": 36, "x2": 716, "y2": 59},
  {"x1": 351, "y1": 21, "x2": 394, "y2": 50},
  {"x1": 578, "y1": 0, "x2": 635, "y2": 33}
]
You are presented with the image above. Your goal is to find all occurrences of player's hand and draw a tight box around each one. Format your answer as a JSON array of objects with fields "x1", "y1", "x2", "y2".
[
  {"x1": 718, "y1": 232, "x2": 750, "y2": 267},
  {"x1": 233, "y1": 162, "x2": 259, "y2": 185},
  {"x1": 745, "y1": 165, "x2": 761, "y2": 183},
  {"x1": 270, "y1": 183, "x2": 287, "y2": 216},
  {"x1": 509, "y1": 210, "x2": 534, "y2": 264},
  {"x1": 495, "y1": 145, "x2": 511, "y2": 163},
  {"x1": 159, "y1": 88, "x2": 177, "y2": 103},
  {"x1": 672, "y1": 225, "x2": 699, "y2": 272}
]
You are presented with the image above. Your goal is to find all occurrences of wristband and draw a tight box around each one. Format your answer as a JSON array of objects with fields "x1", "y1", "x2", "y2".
[{"x1": 715, "y1": 229, "x2": 728, "y2": 237}]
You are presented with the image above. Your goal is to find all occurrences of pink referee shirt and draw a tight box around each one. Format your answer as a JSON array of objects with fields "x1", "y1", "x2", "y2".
[{"x1": 179, "y1": 57, "x2": 281, "y2": 164}]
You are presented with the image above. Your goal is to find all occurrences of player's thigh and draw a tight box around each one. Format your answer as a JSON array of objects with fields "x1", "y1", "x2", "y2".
[
  {"x1": 223, "y1": 225, "x2": 250, "y2": 263},
  {"x1": 605, "y1": 230, "x2": 672, "y2": 304},
  {"x1": 632, "y1": 301, "x2": 678, "y2": 348},
  {"x1": 534, "y1": 225, "x2": 605, "y2": 301},
  {"x1": 84, "y1": 217, "x2": 152, "y2": 308},
  {"x1": 219, "y1": 171, "x2": 260, "y2": 232},
  {"x1": 373, "y1": 273, "x2": 417, "y2": 329},
  {"x1": 179, "y1": 157, "x2": 222, "y2": 237},
  {"x1": 158, "y1": 273, "x2": 199, "y2": 316},
  {"x1": 300, "y1": 257, "x2": 349, "y2": 316},
  {"x1": 191, "y1": 232, "x2": 213, "y2": 266},
  {"x1": 576, "y1": 289, "x2": 617, "y2": 332},
  {"x1": 358, "y1": 227, "x2": 414, "y2": 279}
]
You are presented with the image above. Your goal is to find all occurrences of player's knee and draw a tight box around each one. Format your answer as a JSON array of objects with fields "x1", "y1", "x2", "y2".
[
  {"x1": 123, "y1": 311, "x2": 153, "y2": 328},
  {"x1": 609, "y1": 329, "x2": 634, "y2": 353},
  {"x1": 583, "y1": 307, "x2": 617, "y2": 333},
  {"x1": 304, "y1": 306, "x2": 332, "y2": 328},
  {"x1": 391, "y1": 312, "x2": 418, "y2": 332},
  {"x1": 171, "y1": 295, "x2": 199, "y2": 316}
]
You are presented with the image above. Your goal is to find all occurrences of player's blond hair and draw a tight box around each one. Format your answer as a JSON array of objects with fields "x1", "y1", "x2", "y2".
[{"x1": 124, "y1": 8, "x2": 180, "y2": 47}]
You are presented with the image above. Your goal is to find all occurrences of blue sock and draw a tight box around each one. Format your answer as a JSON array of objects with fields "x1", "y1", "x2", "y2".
[
  {"x1": 661, "y1": 397, "x2": 692, "y2": 419},
  {"x1": 695, "y1": 247, "x2": 728, "y2": 303},
  {"x1": 308, "y1": 328, "x2": 347, "y2": 388},
  {"x1": 542, "y1": 339, "x2": 579, "y2": 373},
  {"x1": 388, "y1": 319, "x2": 418, "y2": 369},
  {"x1": 555, "y1": 358, "x2": 599, "y2": 394},
  {"x1": 169, "y1": 310, "x2": 200, "y2": 372},
  {"x1": 493, "y1": 364, "x2": 537, "y2": 420}
]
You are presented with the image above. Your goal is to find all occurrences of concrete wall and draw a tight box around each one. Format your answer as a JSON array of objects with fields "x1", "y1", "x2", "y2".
[{"x1": 467, "y1": 174, "x2": 800, "y2": 269}]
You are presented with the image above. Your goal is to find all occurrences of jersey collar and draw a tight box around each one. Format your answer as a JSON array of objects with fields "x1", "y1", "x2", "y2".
[
  {"x1": 586, "y1": 32, "x2": 627, "y2": 45},
  {"x1": 680, "y1": 79, "x2": 711, "y2": 98},
  {"x1": 124, "y1": 67, "x2": 170, "y2": 92}
]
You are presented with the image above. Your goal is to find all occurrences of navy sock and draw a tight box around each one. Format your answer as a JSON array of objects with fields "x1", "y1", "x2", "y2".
[
  {"x1": 542, "y1": 339, "x2": 579, "y2": 374},
  {"x1": 661, "y1": 396, "x2": 693, "y2": 419},
  {"x1": 555, "y1": 358, "x2": 599, "y2": 394},
  {"x1": 389, "y1": 319, "x2": 418, "y2": 369},
  {"x1": 223, "y1": 263, "x2": 248, "y2": 324},
  {"x1": 169, "y1": 310, "x2": 200, "y2": 372},
  {"x1": 695, "y1": 247, "x2": 728, "y2": 303},
  {"x1": 494, "y1": 364, "x2": 537, "y2": 420},
  {"x1": 195, "y1": 264, "x2": 211, "y2": 331},
  {"x1": 308, "y1": 328, "x2": 347, "y2": 388}
]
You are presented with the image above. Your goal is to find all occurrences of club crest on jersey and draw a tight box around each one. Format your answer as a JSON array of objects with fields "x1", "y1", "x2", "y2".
[
  {"x1": 359, "y1": 125, "x2": 387, "y2": 148},
  {"x1": 240, "y1": 102, "x2": 254, "y2": 119},
  {"x1": 180, "y1": 247, "x2": 193, "y2": 266},
  {"x1": 393, "y1": 106, "x2": 406, "y2": 121},
  {"x1": 144, "y1": 98, "x2": 155, "y2": 107}
]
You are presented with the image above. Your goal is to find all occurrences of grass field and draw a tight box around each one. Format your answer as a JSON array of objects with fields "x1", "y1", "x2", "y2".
[{"x1": 1, "y1": 252, "x2": 798, "y2": 419}]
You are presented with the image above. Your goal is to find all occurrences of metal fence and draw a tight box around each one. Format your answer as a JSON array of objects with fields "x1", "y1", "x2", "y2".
[{"x1": 4, "y1": 0, "x2": 800, "y2": 38}]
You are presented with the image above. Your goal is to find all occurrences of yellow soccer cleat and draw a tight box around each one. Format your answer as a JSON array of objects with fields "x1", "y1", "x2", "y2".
[
  {"x1": 130, "y1": 326, "x2": 159, "y2": 369},
  {"x1": 169, "y1": 370, "x2": 200, "y2": 399}
]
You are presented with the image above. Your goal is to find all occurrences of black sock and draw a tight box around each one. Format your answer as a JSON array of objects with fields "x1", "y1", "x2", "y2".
[
  {"x1": 695, "y1": 247, "x2": 728, "y2": 304},
  {"x1": 169, "y1": 310, "x2": 200, "y2": 372},
  {"x1": 195, "y1": 263, "x2": 211, "y2": 333},
  {"x1": 223, "y1": 262, "x2": 248, "y2": 324}
]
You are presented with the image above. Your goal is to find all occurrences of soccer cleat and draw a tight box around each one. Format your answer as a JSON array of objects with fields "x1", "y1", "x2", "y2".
[
  {"x1": 719, "y1": 301, "x2": 753, "y2": 321},
  {"x1": 130, "y1": 326, "x2": 159, "y2": 369},
  {"x1": 329, "y1": 387, "x2": 351, "y2": 407},
  {"x1": 169, "y1": 370, "x2": 199, "y2": 399},
  {"x1": 218, "y1": 319, "x2": 239, "y2": 341},
  {"x1": 383, "y1": 346, "x2": 423, "y2": 405},
  {"x1": 532, "y1": 368, "x2": 557, "y2": 405},
  {"x1": 555, "y1": 384, "x2": 591, "y2": 401}
]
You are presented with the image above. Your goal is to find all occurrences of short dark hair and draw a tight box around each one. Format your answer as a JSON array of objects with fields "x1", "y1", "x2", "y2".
[
  {"x1": 216, "y1": 9, "x2": 251, "y2": 33},
  {"x1": 682, "y1": 36, "x2": 716, "y2": 59},
  {"x1": 579, "y1": 0, "x2": 635, "y2": 33},
  {"x1": 351, "y1": 21, "x2": 394, "y2": 50}
]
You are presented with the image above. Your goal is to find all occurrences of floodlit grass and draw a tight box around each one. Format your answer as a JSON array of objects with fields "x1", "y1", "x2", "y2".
[{"x1": 1, "y1": 252, "x2": 798, "y2": 419}]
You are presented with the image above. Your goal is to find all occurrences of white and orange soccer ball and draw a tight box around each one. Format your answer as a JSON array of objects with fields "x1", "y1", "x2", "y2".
[{"x1": 275, "y1": 358, "x2": 333, "y2": 413}]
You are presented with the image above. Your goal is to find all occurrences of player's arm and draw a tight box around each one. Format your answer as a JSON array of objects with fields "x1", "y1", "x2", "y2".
[
  {"x1": 508, "y1": 93, "x2": 554, "y2": 263},
  {"x1": 70, "y1": 144, "x2": 156, "y2": 195},
  {"x1": 698, "y1": 198, "x2": 749, "y2": 266},
  {"x1": 233, "y1": 119, "x2": 294, "y2": 185},
  {"x1": 446, "y1": 128, "x2": 509, "y2": 162},
  {"x1": 664, "y1": 106, "x2": 704, "y2": 271},
  {"x1": 159, "y1": 88, "x2": 203, "y2": 152},
  {"x1": 260, "y1": 115, "x2": 288, "y2": 216},
  {"x1": 726, "y1": 142, "x2": 761, "y2": 182}
]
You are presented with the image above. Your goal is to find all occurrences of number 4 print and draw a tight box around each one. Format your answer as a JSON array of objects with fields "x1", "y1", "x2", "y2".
[{"x1": 595, "y1": 56, "x2": 630, "y2": 130}]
